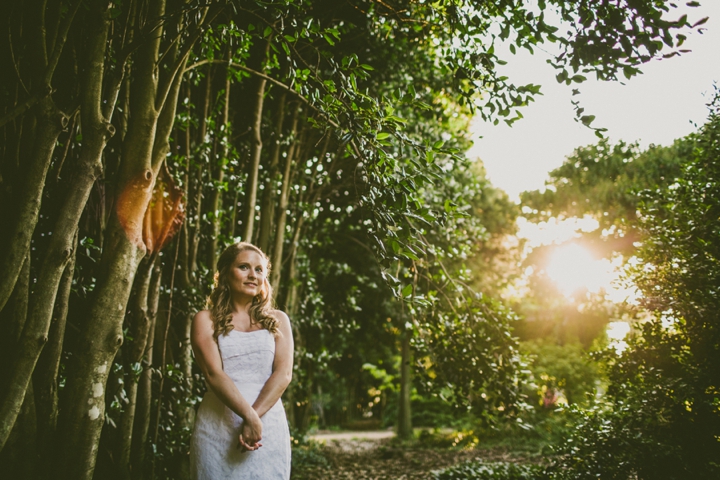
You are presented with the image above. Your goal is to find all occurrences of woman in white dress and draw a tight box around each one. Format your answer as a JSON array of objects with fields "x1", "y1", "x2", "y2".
[{"x1": 189, "y1": 242, "x2": 293, "y2": 479}]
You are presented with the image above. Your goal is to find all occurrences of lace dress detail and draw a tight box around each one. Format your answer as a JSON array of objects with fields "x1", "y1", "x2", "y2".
[{"x1": 190, "y1": 329, "x2": 291, "y2": 479}]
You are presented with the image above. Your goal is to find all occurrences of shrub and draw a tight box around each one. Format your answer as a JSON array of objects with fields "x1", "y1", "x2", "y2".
[{"x1": 433, "y1": 461, "x2": 546, "y2": 480}]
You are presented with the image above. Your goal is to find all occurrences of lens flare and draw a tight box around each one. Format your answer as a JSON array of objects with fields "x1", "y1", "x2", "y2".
[{"x1": 545, "y1": 244, "x2": 614, "y2": 298}]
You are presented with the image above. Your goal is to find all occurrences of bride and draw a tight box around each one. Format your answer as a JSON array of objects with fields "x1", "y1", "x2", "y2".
[{"x1": 189, "y1": 242, "x2": 293, "y2": 479}]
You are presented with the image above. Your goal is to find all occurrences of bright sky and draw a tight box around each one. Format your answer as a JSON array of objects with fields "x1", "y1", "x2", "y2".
[{"x1": 468, "y1": 1, "x2": 720, "y2": 201}]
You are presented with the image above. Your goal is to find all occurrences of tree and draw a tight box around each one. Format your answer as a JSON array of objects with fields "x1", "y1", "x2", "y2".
[{"x1": 548, "y1": 91, "x2": 720, "y2": 480}]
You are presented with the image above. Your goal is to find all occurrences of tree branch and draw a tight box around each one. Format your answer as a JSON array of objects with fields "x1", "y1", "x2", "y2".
[
  {"x1": 184, "y1": 59, "x2": 341, "y2": 129},
  {"x1": 44, "y1": 0, "x2": 83, "y2": 86},
  {"x1": 0, "y1": 86, "x2": 53, "y2": 128}
]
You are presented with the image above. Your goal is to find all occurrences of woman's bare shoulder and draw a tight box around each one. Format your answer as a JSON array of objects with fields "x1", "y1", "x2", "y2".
[
  {"x1": 270, "y1": 309, "x2": 290, "y2": 324},
  {"x1": 270, "y1": 310, "x2": 292, "y2": 333},
  {"x1": 192, "y1": 310, "x2": 214, "y2": 332}
]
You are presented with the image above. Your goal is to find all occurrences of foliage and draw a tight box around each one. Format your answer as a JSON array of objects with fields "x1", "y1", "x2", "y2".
[
  {"x1": 546, "y1": 91, "x2": 720, "y2": 480},
  {"x1": 521, "y1": 339, "x2": 599, "y2": 406},
  {"x1": 434, "y1": 460, "x2": 546, "y2": 480},
  {"x1": 290, "y1": 433, "x2": 330, "y2": 474},
  {"x1": 520, "y1": 138, "x2": 691, "y2": 241}
]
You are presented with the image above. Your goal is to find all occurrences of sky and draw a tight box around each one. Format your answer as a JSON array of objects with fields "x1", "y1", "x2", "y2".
[{"x1": 468, "y1": 1, "x2": 720, "y2": 201}]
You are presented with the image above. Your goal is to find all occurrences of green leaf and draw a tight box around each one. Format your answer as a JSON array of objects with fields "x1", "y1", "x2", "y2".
[
  {"x1": 377, "y1": 132, "x2": 391, "y2": 140},
  {"x1": 401, "y1": 284, "x2": 413, "y2": 298}
]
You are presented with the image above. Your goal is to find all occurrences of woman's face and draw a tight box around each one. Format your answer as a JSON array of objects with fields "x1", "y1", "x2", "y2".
[{"x1": 227, "y1": 249, "x2": 268, "y2": 299}]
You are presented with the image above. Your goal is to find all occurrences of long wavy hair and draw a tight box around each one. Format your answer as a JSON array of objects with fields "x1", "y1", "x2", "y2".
[{"x1": 207, "y1": 242, "x2": 278, "y2": 338}]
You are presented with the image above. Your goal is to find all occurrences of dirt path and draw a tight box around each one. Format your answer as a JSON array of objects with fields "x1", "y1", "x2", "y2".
[
  {"x1": 293, "y1": 434, "x2": 530, "y2": 480},
  {"x1": 310, "y1": 430, "x2": 396, "y2": 442}
]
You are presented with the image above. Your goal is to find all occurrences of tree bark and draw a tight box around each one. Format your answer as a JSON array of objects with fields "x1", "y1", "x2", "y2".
[
  {"x1": 257, "y1": 90, "x2": 287, "y2": 252},
  {"x1": 130, "y1": 261, "x2": 162, "y2": 479},
  {"x1": 33, "y1": 229, "x2": 78, "y2": 456},
  {"x1": 242, "y1": 41, "x2": 271, "y2": 242},
  {"x1": 114, "y1": 255, "x2": 156, "y2": 480},
  {"x1": 208, "y1": 53, "x2": 232, "y2": 265},
  {"x1": 0, "y1": 252, "x2": 35, "y2": 477},
  {"x1": 270, "y1": 107, "x2": 300, "y2": 293},
  {"x1": 0, "y1": 97, "x2": 66, "y2": 314},
  {"x1": 398, "y1": 322, "x2": 413, "y2": 439}
]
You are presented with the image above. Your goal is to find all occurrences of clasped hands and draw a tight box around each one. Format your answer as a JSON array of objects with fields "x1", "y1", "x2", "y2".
[{"x1": 238, "y1": 411, "x2": 263, "y2": 451}]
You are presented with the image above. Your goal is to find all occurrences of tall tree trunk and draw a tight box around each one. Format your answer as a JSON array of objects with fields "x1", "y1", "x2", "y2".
[
  {"x1": 257, "y1": 90, "x2": 287, "y2": 252},
  {"x1": 33, "y1": 229, "x2": 78, "y2": 456},
  {"x1": 115, "y1": 255, "x2": 157, "y2": 480},
  {"x1": 270, "y1": 108, "x2": 300, "y2": 293},
  {"x1": 0, "y1": 97, "x2": 67, "y2": 314},
  {"x1": 242, "y1": 41, "x2": 270, "y2": 242},
  {"x1": 208, "y1": 53, "x2": 232, "y2": 265},
  {"x1": 188, "y1": 65, "x2": 213, "y2": 271},
  {"x1": 0, "y1": 253, "x2": 34, "y2": 476},
  {"x1": 398, "y1": 322, "x2": 413, "y2": 439},
  {"x1": 130, "y1": 261, "x2": 162, "y2": 479}
]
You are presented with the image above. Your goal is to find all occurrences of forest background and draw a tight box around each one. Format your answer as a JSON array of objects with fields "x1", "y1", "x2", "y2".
[{"x1": 0, "y1": 0, "x2": 718, "y2": 479}]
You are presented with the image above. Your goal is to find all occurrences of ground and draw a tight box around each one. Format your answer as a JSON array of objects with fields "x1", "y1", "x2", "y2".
[{"x1": 291, "y1": 430, "x2": 541, "y2": 480}]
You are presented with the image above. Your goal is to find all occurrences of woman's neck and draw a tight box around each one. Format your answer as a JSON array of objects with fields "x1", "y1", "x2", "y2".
[{"x1": 230, "y1": 293, "x2": 254, "y2": 314}]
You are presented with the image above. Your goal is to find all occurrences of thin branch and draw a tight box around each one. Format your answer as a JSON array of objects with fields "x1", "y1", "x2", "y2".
[
  {"x1": 54, "y1": 108, "x2": 80, "y2": 182},
  {"x1": 0, "y1": 86, "x2": 52, "y2": 128},
  {"x1": 44, "y1": 0, "x2": 83, "y2": 85},
  {"x1": 418, "y1": 272, "x2": 460, "y2": 317},
  {"x1": 8, "y1": 23, "x2": 30, "y2": 95},
  {"x1": 155, "y1": 5, "x2": 224, "y2": 113},
  {"x1": 184, "y1": 59, "x2": 341, "y2": 129}
]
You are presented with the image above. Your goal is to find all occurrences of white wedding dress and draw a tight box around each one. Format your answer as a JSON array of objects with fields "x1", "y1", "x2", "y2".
[{"x1": 190, "y1": 329, "x2": 291, "y2": 479}]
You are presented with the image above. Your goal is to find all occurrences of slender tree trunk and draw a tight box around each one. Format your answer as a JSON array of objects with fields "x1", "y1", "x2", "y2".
[
  {"x1": 177, "y1": 85, "x2": 193, "y2": 289},
  {"x1": 242, "y1": 41, "x2": 271, "y2": 242},
  {"x1": 33, "y1": 229, "x2": 78, "y2": 455},
  {"x1": 398, "y1": 322, "x2": 413, "y2": 439},
  {"x1": 228, "y1": 188, "x2": 241, "y2": 240},
  {"x1": 0, "y1": 98, "x2": 67, "y2": 314},
  {"x1": 188, "y1": 66, "x2": 212, "y2": 271},
  {"x1": 130, "y1": 261, "x2": 162, "y2": 479},
  {"x1": 0, "y1": 253, "x2": 33, "y2": 475},
  {"x1": 270, "y1": 108, "x2": 300, "y2": 293},
  {"x1": 115, "y1": 255, "x2": 156, "y2": 480},
  {"x1": 257, "y1": 90, "x2": 287, "y2": 252},
  {"x1": 208, "y1": 54, "x2": 231, "y2": 265}
]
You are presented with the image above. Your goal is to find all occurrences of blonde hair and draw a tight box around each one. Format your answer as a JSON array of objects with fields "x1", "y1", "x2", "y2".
[{"x1": 207, "y1": 242, "x2": 278, "y2": 338}]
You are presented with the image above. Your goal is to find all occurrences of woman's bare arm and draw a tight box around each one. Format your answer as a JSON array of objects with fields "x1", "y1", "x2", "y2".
[
  {"x1": 191, "y1": 310, "x2": 262, "y2": 448},
  {"x1": 251, "y1": 310, "x2": 294, "y2": 417}
]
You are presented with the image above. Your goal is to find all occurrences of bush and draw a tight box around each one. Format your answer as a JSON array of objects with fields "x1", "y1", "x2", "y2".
[
  {"x1": 290, "y1": 431, "x2": 330, "y2": 476},
  {"x1": 433, "y1": 461, "x2": 546, "y2": 480},
  {"x1": 545, "y1": 91, "x2": 720, "y2": 480}
]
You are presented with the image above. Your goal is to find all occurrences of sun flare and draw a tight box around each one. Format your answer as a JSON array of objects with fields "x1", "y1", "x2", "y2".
[{"x1": 545, "y1": 244, "x2": 615, "y2": 298}]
